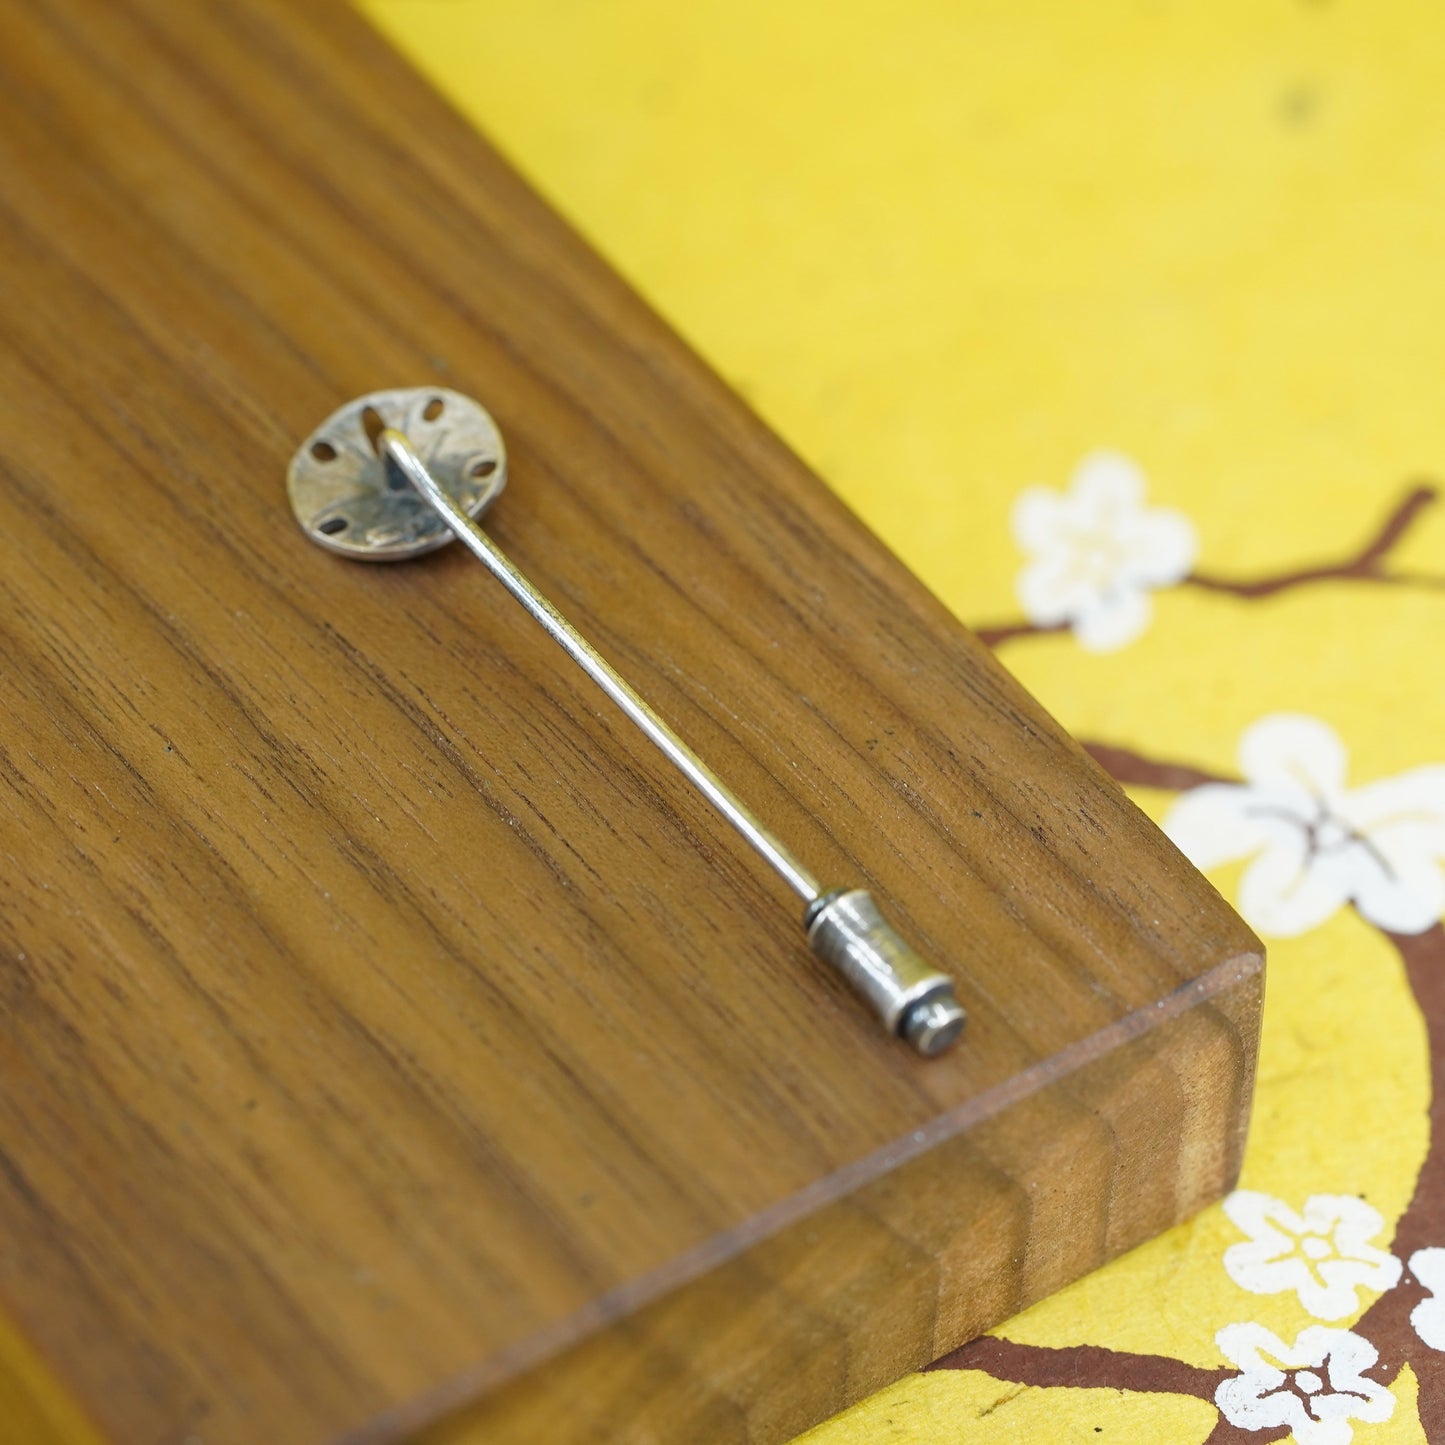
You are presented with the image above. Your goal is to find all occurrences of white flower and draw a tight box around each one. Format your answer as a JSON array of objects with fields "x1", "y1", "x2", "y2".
[
  {"x1": 1165, "y1": 714, "x2": 1445, "y2": 936},
  {"x1": 1223, "y1": 1192, "x2": 1401, "y2": 1319},
  {"x1": 1215, "y1": 1324, "x2": 1395, "y2": 1444},
  {"x1": 1408, "y1": 1247, "x2": 1445, "y2": 1350},
  {"x1": 1011, "y1": 451, "x2": 1197, "y2": 651}
]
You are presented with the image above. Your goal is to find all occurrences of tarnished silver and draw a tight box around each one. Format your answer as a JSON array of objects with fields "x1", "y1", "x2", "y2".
[
  {"x1": 805, "y1": 889, "x2": 966, "y2": 1057},
  {"x1": 287, "y1": 387, "x2": 506, "y2": 558},
  {"x1": 289, "y1": 389, "x2": 966, "y2": 1056}
]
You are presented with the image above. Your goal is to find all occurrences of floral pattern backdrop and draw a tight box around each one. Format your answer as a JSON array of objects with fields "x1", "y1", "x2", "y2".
[
  {"x1": 367, "y1": 1, "x2": 1445, "y2": 1438},
  {"x1": 928, "y1": 469, "x2": 1445, "y2": 1443}
]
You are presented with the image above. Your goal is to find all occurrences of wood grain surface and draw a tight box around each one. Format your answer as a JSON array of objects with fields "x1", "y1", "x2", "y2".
[{"x1": 0, "y1": 1, "x2": 1263, "y2": 1442}]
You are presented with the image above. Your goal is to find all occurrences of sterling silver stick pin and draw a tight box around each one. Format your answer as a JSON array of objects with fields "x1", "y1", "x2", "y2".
[{"x1": 288, "y1": 387, "x2": 966, "y2": 1056}]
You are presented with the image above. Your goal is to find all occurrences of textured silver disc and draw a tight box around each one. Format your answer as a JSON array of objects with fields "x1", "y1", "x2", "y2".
[{"x1": 288, "y1": 387, "x2": 506, "y2": 560}]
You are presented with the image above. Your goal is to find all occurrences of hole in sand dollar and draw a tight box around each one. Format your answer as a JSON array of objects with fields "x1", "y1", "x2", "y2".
[{"x1": 361, "y1": 405, "x2": 387, "y2": 454}]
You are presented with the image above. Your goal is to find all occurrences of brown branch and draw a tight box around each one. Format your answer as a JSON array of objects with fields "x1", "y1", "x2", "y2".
[
  {"x1": 1200, "y1": 1418, "x2": 1289, "y2": 1445},
  {"x1": 973, "y1": 483, "x2": 1442, "y2": 646},
  {"x1": 1187, "y1": 484, "x2": 1441, "y2": 599},
  {"x1": 973, "y1": 618, "x2": 1065, "y2": 647},
  {"x1": 1342, "y1": 923, "x2": 1445, "y2": 1439},
  {"x1": 927, "y1": 1336, "x2": 1229, "y2": 1398},
  {"x1": 1084, "y1": 742, "x2": 1231, "y2": 792},
  {"x1": 926, "y1": 1338, "x2": 1281, "y2": 1443}
]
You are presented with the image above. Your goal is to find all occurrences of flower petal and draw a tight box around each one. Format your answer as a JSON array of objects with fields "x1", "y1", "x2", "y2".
[
  {"x1": 1238, "y1": 714, "x2": 1349, "y2": 804},
  {"x1": 1336, "y1": 765, "x2": 1445, "y2": 933},
  {"x1": 1214, "y1": 1374, "x2": 1309, "y2": 1438},
  {"x1": 1010, "y1": 485, "x2": 1069, "y2": 555},
  {"x1": 1351, "y1": 844, "x2": 1445, "y2": 935},
  {"x1": 1345, "y1": 767, "x2": 1445, "y2": 845},
  {"x1": 1221, "y1": 1193, "x2": 1398, "y2": 1320},
  {"x1": 1411, "y1": 1246, "x2": 1445, "y2": 1295},
  {"x1": 1070, "y1": 450, "x2": 1147, "y2": 520},
  {"x1": 1113, "y1": 506, "x2": 1199, "y2": 587},
  {"x1": 1303, "y1": 1193, "x2": 1402, "y2": 1317},
  {"x1": 1215, "y1": 1324, "x2": 1307, "y2": 1435},
  {"x1": 1224, "y1": 1190, "x2": 1301, "y2": 1239},
  {"x1": 1016, "y1": 553, "x2": 1096, "y2": 627},
  {"x1": 1300, "y1": 1194, "x2": 1392, "y2": 1255},
  {"x1": 1306, "y1": 1326, "x2": 1395, "y2": 1425},
  {"x1": 1215, "y1": 1327, "x2": 1396, "y2": 1443},
  {"x1": 1165, "y1": 784, "x2": 1281, "y2": 871},
  {"x1": 1237, "y1": 832, "x2": 1348, "y2": 936},
  {"x1": 1410, "y1": 1247, "x2": 1445, "y2": 1351},
  {"x1": 1072, "y1": 587, "x2": 1151, "y2": 652}
]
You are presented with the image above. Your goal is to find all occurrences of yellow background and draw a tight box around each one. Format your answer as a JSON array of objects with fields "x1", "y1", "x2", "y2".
[{"x1": 362, "y1": 2, "x2": 1445, "y2": 1439}]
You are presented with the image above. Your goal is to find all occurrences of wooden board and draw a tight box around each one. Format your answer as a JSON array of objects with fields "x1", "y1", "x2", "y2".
[{"x1": 0, "y1": 1, "x2": 1264, "y2": 1442}]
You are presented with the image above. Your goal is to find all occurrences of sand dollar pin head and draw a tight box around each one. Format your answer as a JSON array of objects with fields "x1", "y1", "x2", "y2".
[{"x1": 287, "y1": 386, "x2": 506, "y2": 560}]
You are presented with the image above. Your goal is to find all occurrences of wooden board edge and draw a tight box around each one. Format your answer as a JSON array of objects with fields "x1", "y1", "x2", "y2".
[{"x1": 340, "y1": 945, "x2": 1264, "y2": 1444}]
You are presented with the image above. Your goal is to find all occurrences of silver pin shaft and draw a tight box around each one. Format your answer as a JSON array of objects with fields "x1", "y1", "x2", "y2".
[
  {"x1": 291, "y1": 391, "x2": 964, "y2": 1057},
  {"x1": 381, "y1": 427, "x2": 823, "y2": 903},
  {"x1": 379, "y1": 427, "x2": 965, "y2": 1056}
]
